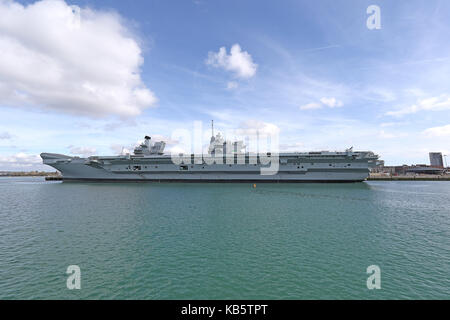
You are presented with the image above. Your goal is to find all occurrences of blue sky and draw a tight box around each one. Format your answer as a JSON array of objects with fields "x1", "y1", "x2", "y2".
[{"x1": 1, "y1": 0, "x2": 450, "y2": 170}]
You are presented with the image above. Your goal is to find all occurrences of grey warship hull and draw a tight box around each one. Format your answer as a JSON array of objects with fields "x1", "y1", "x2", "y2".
[{"x1": 41, "y1": 151, "x2": 378, "y2": 182}]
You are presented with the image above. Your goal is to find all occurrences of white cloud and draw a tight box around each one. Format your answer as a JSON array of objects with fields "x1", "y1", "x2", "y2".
[
  {"x1": 380, "y1": 121, "x2": 408, "y2": 127},
  {"x1": 0, "y1": 131, "x2": 11, "y2": 139},
  {"x1": 69, "y1": 146, "x2": 96, "y2": 156},
  {"x1": 403, "y1": 88, "x2": 425, "y2": 97},
  {"x1": 110, "y1": 144, "x2": 131, "y2": 155},
  {"x1": 300, "y1": 97, "x2": 343, "y2": 110},
  {"x1": 150, "y1": 134, "x2": 179, "y2": 145},
  {"x1": 379, "y1": 130, "x2": 396, "y2": 139},
  {"x1": 379, "y1": 130, "x2": 407, "y2": 139},
  {"x1": 234, "y1": 120, "x2": 279, "y2": 136},
  {"x1": 0, "y1": 152, "x2": 43, "y2": 169},
  {"x1": 226, "y1": 81, "x2": 238, "y2": 90},
  {"x1": 0, "y1": 0, "x2": 156, "y2": 117},
  {"x1": 204, "y1": 109, "x2": 235, "y2": 121},
  {"x1": 386, "y1": 94, "x2": 450, "y2": 117},
  {"x1": 423, "y1": 124, "x2": 450, "y2": 137},
  {"x1": 206, "y1": 44, "x2": 257, "y2": 78},
  {"x1": 320, "y1": 97, "x2": 343, "y2": 108},
  {"x1": 300, "y1": 102, "x2": 322, "y2": 110}
]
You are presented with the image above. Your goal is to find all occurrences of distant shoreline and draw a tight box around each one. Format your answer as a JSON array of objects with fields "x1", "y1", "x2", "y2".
[
  {"x1": 369, "y1": 173, "x2": 450, "y2": 181},
  {"x1": 0, "y1": 171, "x2": 59, "y2": 177},
  {"x1": 368, "y1": 176, "x2": 450, "y2": 181}
]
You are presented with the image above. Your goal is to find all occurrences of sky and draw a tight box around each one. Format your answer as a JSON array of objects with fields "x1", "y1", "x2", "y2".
[{"x1": 0, "y1": 0, "x2": 449, "y2": 170}]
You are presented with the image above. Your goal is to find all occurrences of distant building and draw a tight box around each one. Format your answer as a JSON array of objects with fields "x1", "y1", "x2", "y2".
[
  {"x1": 406, "y1": 166, "x2": 444, "y2": 175},
  {"x1": 372, "y1": 165, "x2": 408, "y2": 175},
  {"x1": 371, "y1": 163, "x2": 444, "y2": 175},
  {"x1": 429, "y1": 152, "x2": 444, "y2": 168}
]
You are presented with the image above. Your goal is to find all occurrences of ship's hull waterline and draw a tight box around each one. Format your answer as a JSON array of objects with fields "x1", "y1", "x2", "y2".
[{"x1": 41, "y1": 152, "x2": 377, "y2": 183}]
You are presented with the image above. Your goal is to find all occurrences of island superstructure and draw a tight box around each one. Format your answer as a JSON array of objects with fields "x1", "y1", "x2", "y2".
[{"x1": 41, "y1": 128, "x2": 378, "y2": 182}]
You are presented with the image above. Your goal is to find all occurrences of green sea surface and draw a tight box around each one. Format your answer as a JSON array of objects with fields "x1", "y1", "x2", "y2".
[{"x1": 0, "y1": 177, "x2": 448, "y2": 299}]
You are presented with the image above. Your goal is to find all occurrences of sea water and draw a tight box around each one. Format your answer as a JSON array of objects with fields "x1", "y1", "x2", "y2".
[{"x1": 0, "y1": 177, "x2": 448, "y2": 299}]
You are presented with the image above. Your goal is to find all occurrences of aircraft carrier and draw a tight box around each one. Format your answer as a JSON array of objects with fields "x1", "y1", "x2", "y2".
[{"x1": 41, "y1": 127, "x2": 378, "y2": 182}]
